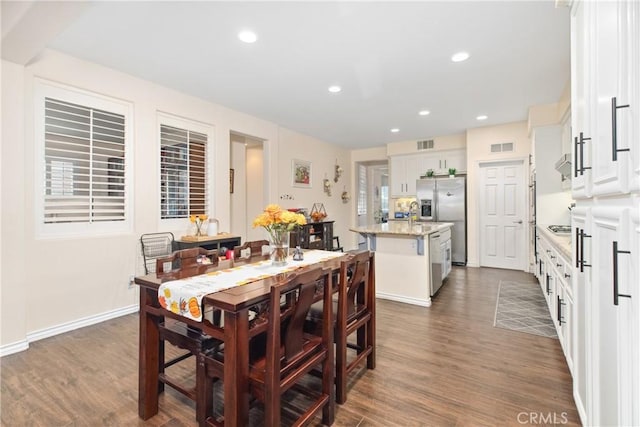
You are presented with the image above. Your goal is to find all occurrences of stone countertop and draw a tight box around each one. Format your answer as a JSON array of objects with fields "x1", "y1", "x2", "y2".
[
  {"x1": 537, "y1": 224, "x2": 572, "y2": 260},
  {"x1": 349, "y1": 221, "x2": 453, "y2": 237}
]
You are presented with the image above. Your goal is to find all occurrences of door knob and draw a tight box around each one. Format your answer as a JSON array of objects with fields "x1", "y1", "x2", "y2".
[{"x1": 513, "y1": 220, "x2": 523, "y2": 224}]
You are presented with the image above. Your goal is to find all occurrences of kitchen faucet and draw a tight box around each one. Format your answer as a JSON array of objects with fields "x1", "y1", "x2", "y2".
[{"x1": 408, "y1": 201, "x2": 419, "y2": 228}]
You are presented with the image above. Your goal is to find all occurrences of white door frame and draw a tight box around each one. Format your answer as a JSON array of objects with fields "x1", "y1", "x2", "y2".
[{"x1": 476, "y1": 157, "x2": 529, "y2": 271}]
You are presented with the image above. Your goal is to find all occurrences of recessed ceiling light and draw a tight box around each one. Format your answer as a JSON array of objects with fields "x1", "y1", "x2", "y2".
[
  {"x1": 390, "y1": 128, "x2": 400, "y2": 133},
  {"x1": 419, "y1": 110, "x2": 430, "y2": 116},
  {"x1": 238, "y1": 30, "x2": 257, "y2": 43},
  {"x1": 328, "y1": 85, "x2": 342, "y2": 93},
  {"x1": 476, "y1": 115, "x2": 488, "y2": 121},
  {"x1": 451, "y1": 51, "x2": 470, "y2": 62}
]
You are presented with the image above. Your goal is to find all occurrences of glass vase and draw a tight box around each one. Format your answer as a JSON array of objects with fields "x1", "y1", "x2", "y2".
[{"x1": 270, "y1": 229, "x2": 290, "y2": 266}]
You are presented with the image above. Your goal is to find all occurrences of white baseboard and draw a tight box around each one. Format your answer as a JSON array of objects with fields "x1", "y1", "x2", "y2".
[
  {"x1": 0, "y1": 339, "x2": 29, "y2": 358},
  {"x1": 1, "y1": 304, "x2": 139, "y2": 357},
  {"x1": 573, "y1": 388, "x2": 588, "y2": 426},
  {"x1": 376, "y1": 292, "x2": 431, "y2": 307}
]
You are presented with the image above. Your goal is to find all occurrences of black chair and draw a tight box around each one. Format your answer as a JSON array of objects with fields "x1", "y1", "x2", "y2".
[
  {"x1": 140, "y1": 232, "x2": 176, "y2": 274},
  {"x1": 332, "y1": 236, "x2": 344, "y2": 252}
]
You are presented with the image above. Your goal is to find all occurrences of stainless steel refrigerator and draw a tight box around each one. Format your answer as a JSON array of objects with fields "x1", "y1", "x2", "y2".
[{"x1": 416, "y1": 176, "x2": 467, "y2": 265}]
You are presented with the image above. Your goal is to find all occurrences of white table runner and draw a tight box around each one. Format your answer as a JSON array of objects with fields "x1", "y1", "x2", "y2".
[{"x1": 158, "y1": 250, "x2": 344, "y2": 321}]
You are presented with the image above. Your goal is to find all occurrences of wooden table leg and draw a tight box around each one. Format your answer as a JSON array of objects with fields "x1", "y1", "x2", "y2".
[
  {"x1": 139, "y1": 288, "x2": 160, "y2": 419},
  {"x1": 223, "y1": 308, "x2": 250, "y2": 426}
]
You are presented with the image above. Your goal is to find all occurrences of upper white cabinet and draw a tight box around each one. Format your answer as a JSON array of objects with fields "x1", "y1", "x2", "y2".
[
  {"x1": 572, "y1": 1, "x2": 640, "y2": 198},
  {"x1": 390, "y1": 155, "x2": 418, "y2": 197},
  {"x1": 417, "y1": 149, "x2": 466, "y2": 176},
  {"x1": 390, "y1": 149, "x2": 466, "y2": 197}
]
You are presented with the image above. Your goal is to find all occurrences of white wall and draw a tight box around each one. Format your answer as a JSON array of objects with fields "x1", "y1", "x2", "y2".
[
  {"x1": 1, "y1": 60, "x2": 27, "y2": 351},
  {"x1": 0, "y1": 50, "x2": 350, "y2": 353},
  {"x1": 276, "y1": 127, "x2": 352, "y2": 249},
  {"x1": 466, "y1": 121, "x2": 531, "y2": 268}
]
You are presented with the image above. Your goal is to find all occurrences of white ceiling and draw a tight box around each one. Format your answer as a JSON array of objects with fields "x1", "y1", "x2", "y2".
[{"x1": 2, "y1": 1, "x2": 570, "y2": 149}]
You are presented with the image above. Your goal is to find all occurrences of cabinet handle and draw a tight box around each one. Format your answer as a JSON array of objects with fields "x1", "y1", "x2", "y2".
[
  {"x1": 578, "y1": 132, "x2": 592, "y2": 175},
  {"x1": 539, "y1": 259, "x2": 543, "y2": 276},
  {"x1": 557, "y1": 295, "x2": 565, "y2": 325},
  {"x1": 564, "y1": 273, "x2": 571, "y2": 279},
  {"x1": 611, "y1": 97, "x2": 630, "y2": 161},
  {"x1": 612, "y1": 241, "x2": 631, "y2": 306},
  {"x1": 550, "y1": 255, "x2": 556, "y2": 260},
  {"x1": 546, "y1": 274, "x2": 551, "y2": 295},
  {"x1": 444, "y1": 159, "x2": 447, "y2": 168},
  {"x1": 556, "y1": 263, "x2": 562, "y2": 267},
  {"x1": 575, "y1": 227, "x2": 581, "y2": 268},
  {"x1": 579, "y1": 228, "x2": 592, "y2": 272},
  {"x1": 574, "y1": 136, "x2": 579, "y2": 178}
]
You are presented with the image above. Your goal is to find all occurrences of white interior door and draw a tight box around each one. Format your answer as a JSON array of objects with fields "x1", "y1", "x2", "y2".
[{"x1": 479, "y1": 160, "x2": 527, "y2": 270}]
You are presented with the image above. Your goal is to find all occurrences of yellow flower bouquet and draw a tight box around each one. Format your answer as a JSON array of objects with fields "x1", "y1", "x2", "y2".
[
  {"x1": 253, "y1": 204, "x2": 306, "y2": 265},
  {"x1": 190, "y1": 214, "x2": 208, "y2": 236}
]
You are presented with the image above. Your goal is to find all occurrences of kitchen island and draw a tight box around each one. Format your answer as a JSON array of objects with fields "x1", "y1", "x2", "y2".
[{"x1": 350, "y1": 221, "x2": 453, "y2": 307}]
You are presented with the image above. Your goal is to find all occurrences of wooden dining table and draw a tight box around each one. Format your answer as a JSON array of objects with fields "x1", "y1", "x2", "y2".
[{"x1": 134, "y1": 251, "x2": 348, "y2": 426}]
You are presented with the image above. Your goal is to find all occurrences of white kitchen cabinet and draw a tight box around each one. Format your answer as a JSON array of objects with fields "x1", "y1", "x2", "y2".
[
  {"x1": 590, "y1": 207, "x2": 638, "y2": 427},
  {"x1": 571, "y1": 207, "x2": 591, "y2": 424},
  {"x1": 536, "y1": 229, "x2": 574, "y2": 374},
  {"x1": 569, "y1": 2, "x2": 640, "y2": 424},
  {"x1": 570, "y1": 0, "x2": 593, "y2": 199},
  {"x1": 417, "y1": 149, "x2": 466, "y2": 176},
  {"x1": 390, "y1": 155, "x2": 418, "y2": 197},
  {"x1": 572, "y1": 1, "x2": 640, "y2": 198}
]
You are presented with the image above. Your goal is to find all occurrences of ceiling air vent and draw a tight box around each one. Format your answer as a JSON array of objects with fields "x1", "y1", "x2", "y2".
[
  {"x1": 490, "y1": 142, "x2": 515, "y2": 153},
  {"x1": 417, "y1": 139, "x2": 434, "y2": 150}
]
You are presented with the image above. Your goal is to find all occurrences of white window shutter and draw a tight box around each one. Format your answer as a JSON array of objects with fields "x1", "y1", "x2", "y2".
[{"x1": 44, "y1": 98, "x2": 126, "y2": 224}]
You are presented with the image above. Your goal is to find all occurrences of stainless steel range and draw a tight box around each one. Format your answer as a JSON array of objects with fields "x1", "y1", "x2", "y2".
[{"x1": 548, "y1": 225, "x2": 571, "y2": 234}]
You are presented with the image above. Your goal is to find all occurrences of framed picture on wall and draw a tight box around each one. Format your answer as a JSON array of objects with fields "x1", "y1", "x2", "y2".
[{"x1": 292, "y1": 159, "x2": 312, "y2": 188}]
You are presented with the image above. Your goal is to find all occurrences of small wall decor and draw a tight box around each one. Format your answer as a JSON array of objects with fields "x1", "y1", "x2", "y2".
[
  {"x1": 334, "y1": 159, "x2": 343, "y2": 183},
  {"x1": 341, "y1": 187, "x2": 351, "y2": 203},
  {"x1": 292, "y1": 159, "x2": 312, "y2": 188},
  {"x1": 323, "y1": 175, "x2": 332, "y2": 196}
]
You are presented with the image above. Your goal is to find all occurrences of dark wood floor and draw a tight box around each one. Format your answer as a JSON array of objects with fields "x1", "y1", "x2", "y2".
[{"x1": 1, "y1": 267, "x2": 580, "y2": 426}]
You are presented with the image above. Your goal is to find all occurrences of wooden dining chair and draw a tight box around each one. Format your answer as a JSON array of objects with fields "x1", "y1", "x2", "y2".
[
  {"x1": 306, "y1": 250, "x2": 376, "y2": 404},
  {"x1": 155, "y1": 247, "x2": 219, "y2": 276},
  {"x1": 197, "y1": 266, "x2": 335, "y2": 427},
  {"x1": 232, "y1": 239, "x2": 269, "y2": 259},
  {"x1": 253, "y1": 266, "x2": 334, "y2": 426},
  {"x1": 154, "y1": 247, "x2": 222, "y2": 416}
]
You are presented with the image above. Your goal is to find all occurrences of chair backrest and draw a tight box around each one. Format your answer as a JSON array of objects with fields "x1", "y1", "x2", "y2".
[
  {"x1": 340, "y1": 250, "x2": 374, "y2": 319},
  {"x1": 140, "y1": 232, "x2": 175, "y2": 274},
  {"x1": 156, "y1": 247, "x2": 219, "y2": 276},
  {"x1": 233, "y1": 240, "x2": 269, "y2": 259},
  {"x1": 268, "y1": 266, "x2": 332, "y2": 365}
]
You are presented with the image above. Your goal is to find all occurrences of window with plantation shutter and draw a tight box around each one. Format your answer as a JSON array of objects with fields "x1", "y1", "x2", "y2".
[
  {"x1": 35, "y1": 81, "x2": 133, "y2": 237},
  {"x1": 44, "y1": 98, "x2": 126, "y2": 223},
  {"x1": 357, "y1": 164, "x2": 367, "y2": 215},
  {"x1": 159, "y1": 119, "x2": 209, "y2": 219}
]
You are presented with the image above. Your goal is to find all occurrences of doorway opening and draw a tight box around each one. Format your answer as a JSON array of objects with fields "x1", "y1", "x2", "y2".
[
  {"x1": 230, "y1": 132, "x2": 267, "y2": 241},
  {"x1": 356, "y1": 161, "x2": 389, "y2": 249}
]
